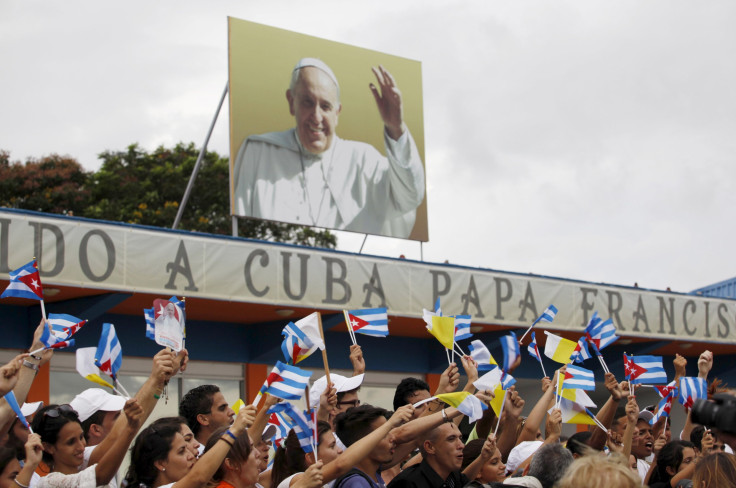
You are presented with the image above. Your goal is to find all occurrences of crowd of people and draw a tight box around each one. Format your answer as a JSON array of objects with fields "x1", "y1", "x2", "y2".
[{"x1": 1, "y1": 319, "x2": 736, "y2": 488}]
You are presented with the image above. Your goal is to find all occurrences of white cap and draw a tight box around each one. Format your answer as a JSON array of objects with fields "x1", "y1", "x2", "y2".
[
  {"x1": 69, "y1": 388, "x2": 126, "y2": 422},
  {"x1": 309, "y1": 373, "x2": 364, "y2": 408},
  {"x1": 293, "y1": 58, "x2": 339, "y2": 89},
  {"x1": 506, "y1": 440, "x2": 543, "y2": 475},
  {"x1": 20, "y1": 401, "x2": 43, "y2": 417},
  {"x1": 262, "y1": 424, "x2": 278, "y2": 441}
]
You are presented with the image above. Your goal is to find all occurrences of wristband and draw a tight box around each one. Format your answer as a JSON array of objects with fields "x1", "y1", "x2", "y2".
[
  {"x1": 29, "y1": 354, "x2": 43, "y2": 362},
  {"x1": 219, "y1": 436, "x2": 234, "y2": 447},
  {"x1": 225, "y1": 429, "x2": 237, "y2": 441},
  {"x1": 14, "y1": 479, "x2": 29, "y2": 488},
  {"x1": 22, "y1": 360, "x2": 39, "y2": 372}
]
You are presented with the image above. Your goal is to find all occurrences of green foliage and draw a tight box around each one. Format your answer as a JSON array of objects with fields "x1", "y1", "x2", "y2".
[
  {"x1": 0, "y1": 151, "x2": 90, "y2": 215},
  {"x1": 0, "y1": 145, "x2": 336, "y2": 248}
]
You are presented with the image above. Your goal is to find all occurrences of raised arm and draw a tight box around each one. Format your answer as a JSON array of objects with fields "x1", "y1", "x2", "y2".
[
  {"x1": 497, "y1": 387, "x2": 525, "y2": 461},
  {"x1": 174, "y1": 405, "x2": 256, "y2": 488},
  {"x1": 518, "y1": 369, "x2": 558, "y2": 443},
  {"x1": 462, "y1": 435, "x2": 496, "y2": 480},
  {"x1": 94, "y1": 399, "x2": 144, "y2": 485},
  {"x1": 349, "y1": 345, "x2": 365, "y2": 376},
  {"x1": 370, "y1": 66, "x2": 405, "y2": 140},
  {"x1": 89, "y1": 348, "x2": 176, "y2": 465},
  {"x1": 622, "y1": 396, "x2": 639, "y2": 458},
  {"x1": 588, "y1": 373, "x2": 626, "y2": 451},
  {"x1": 249, "y1": 393, "x2": 280, "y2": 442}
]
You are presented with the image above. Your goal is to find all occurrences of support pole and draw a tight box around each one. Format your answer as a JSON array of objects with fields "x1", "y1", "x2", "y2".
[{"x1": 173, "y1": 81, "x2": 229, "y2": 230}]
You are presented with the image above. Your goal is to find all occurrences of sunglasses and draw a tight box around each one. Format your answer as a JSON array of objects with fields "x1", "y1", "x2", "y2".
[
  {"x1": 337, "y1": 400, "x2": 361, "y2": 408},
  {"x1": 43, "y1": 404, "x2": 77, "y2": 419}
]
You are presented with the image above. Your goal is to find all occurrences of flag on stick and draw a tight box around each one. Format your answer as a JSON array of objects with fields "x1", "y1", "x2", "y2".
[
  {"x1": 95, "y1": 323, "x2": 123, "y2": 382},
  {"x1": 570, "y1": 337, "x2": 593, "y2": 364},
  {"x1": 345, "y1": 308, "x2": 389, "y2": 337},
  {"x1": 650, "y1": 389, "x2": 675, "y2": 425},
  {"x1": 76, "y1": 347, "x2": 117, "y2": 391},
  {"x1": 454, "y1": 315, "x2": 473, "y2": 341},
  {"x1": 1, "y1": 260, "x2": 44, "y2": 301},
  {"x1": 3, "y1": 391, "x2": 31, "y2": 431},
  {"x1": 584, "y1": 312, "x2": 619, "y2": 350},
  {"x1": 474, "y1": 368, "x2": 516, "y2": 392},
  {"x1": 468, "y1": 340, "x2": 498, "y2": 371},
  {"x1": 562, "y1": 365, "x2": 596, "y2": 391},
  {"x1": 281, "y1": 312, "x2": 325, "y2": 365},
  {"x1": 268, "y1": 403, "x2": 317, "y2": 453},
  {"x1": 527, "y1": 332, "x2": 546, "y2": 377},
  {"x1": 678, "y1": 377, "x2": 707, "y2": 410},
  {"x1": 255, "y1": 361, "x2": 312, "y2": 405},
  {"x1": 434, "y1": 392, "x2": 487, "y2": 423},
  {"x1": 500, "y1": 332, "x2": 520, "y2": 373},
  {"x1": 543, "y1": 331, "x2": 577, "y2": 364},
  {"x1": 518, "y1": 304, "x2": 558, "y2": 344},
  {"x1": 624, "y1": 355, "x2": 668, "y2": 384}
]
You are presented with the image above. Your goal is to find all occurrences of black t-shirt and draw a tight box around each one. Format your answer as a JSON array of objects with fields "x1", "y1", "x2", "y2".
[{"x1": 388, "y1": 459, "x2": 469, "y2": 488}]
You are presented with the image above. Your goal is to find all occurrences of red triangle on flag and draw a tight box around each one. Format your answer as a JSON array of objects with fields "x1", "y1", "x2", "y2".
[
  {"x1": 564, "y1": 370, "x2": 574, "y2": 381},
  {"x1": 627, "y1": 360, "x2": 648, "y2": 380},
  {"x1": 266, "y1": 372, "x2": 284, "y2": 386},
  {"x1": 292, "y1": 344, "x2": 302, "y2": 364},
  {"x1": 18, "y1": 272, "x2": 43, "y2": 299},
  {"x1": 348, "y1": 314, "x2": 369, "y2": 331},
  {"x1": 268, "y1": 413, "x2": 281, "y2": 426}
]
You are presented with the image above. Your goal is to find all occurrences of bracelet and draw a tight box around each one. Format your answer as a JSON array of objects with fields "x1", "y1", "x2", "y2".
[
  {"x1": 219, "y1": 436, "x2": 234, "y2": 447},
  {"x1": 441, "y1": 408, "x2": 450, "y2": 422},
  {"x1": 153, "y1": 393, "x2": 161, "y2": 399},
  {"x1": 22, "y1": 360, "x2": 39, "y2": 372},
  {"x1": 14, "y1": 478, "x2": 29, "y2": 488},
  {"x1": 225, "y1": 429, "x2": 237, "y2": 441},
  {"x1": 30, "y1": 354, "x2": 43, "y2": 362}
]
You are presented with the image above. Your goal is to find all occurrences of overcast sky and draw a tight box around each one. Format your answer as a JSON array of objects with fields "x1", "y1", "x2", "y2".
[{"x1": 2, "y1": 0, "x2": 734, "y2": 293}]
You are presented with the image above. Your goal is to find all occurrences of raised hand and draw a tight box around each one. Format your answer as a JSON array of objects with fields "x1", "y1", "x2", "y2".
[
  {"x1": 436, "y1": 363, "x2": 460, "y2": 394},
  {"x1": 461, "y1": 355, "x2": 479, "y2": 384},
  {"x1": 698, "y1": 350, "x2": 713, "y2": 379},
  {"x1": 0, "y1": 354, "x2": 26, "y2": 396},
  {"x1": 232, "y1": 404, "x2": 257, "y2": 434},
  {"x1": 388, "y1": 404, "x2": 415, "y2": 428},
  {"x1": 123, "y1": 398, "x2": 144, "y2": 431},
  {"x1": 349, "y1": 344, "x2": 365, "y2": 375},
  {"x1": 370, "y1": 65, "x2": 405, "y2": 140}
]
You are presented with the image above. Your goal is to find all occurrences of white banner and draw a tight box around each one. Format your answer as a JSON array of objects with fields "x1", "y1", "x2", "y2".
[{"x1": 1, "y1": 210, "x2": 734, "y2": 343}]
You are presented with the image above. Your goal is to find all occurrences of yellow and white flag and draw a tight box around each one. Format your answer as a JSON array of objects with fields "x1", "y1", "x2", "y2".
[
  {"x1": 76, "y1": 347, "x2": 115, "y2": 390},
  {"x1": 543, "y1": 331, "x2": 577, "y2": 364}
]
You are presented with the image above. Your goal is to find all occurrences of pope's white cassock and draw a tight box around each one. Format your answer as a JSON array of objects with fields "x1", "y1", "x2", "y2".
[{"x1": 232, "y1": 127, "x2": 425, "y2": 238}]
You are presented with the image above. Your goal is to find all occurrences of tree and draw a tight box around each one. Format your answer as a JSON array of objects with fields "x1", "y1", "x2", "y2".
[
  {"x1": 0, "y1": 151, "x2": 90, "y2": 215},
  {"x1": 86, "y1": 143, "x2": 337, "y2": 248}
]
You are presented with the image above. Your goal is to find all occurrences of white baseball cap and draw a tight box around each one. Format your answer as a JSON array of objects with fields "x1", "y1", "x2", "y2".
[
  {"x1": 20, "y1": 401, "x2": 43, "y2": 417},
  {"x1": 506, "y1": 440, "x2": 543, "y2": 475},
  {"x1": 309, "y1": 373, "x2": 364, "y2": 408},
  {"x1": 70, "y1": 388, "x2": 127, "y2": 422}
]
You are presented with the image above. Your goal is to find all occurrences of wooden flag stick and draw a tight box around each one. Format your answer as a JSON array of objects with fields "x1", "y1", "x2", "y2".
[
  {"x1": 316, "y1": 312, "x2": 331, "y2": 386},
  {"x1": 342, "y1": 310, "x2": 357, "y2": 346}
]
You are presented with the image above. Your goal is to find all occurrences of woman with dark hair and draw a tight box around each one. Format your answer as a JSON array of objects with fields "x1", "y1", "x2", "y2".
[
  {"x1": 271, "y1": 405, "x2": 413, "y2": 488},
  {"x1": 648, "y1": 440, "x2": 698, "y2": 488},
  {"x1": 461, "y1": 438, "x2": 505, "y2": 486},
  {"x1": 692, "y1": 452, "x2": 736, "y2": 488},
  {"x1": 124, "y1": 404, "x2": 256, "y2": 488},
  {"x1": 204, "y1": 426, "x2": 261, "y2": 488},
  {"x1": 29, "y1": 400, "x2": 142, "y2": 487},
  {"x1": 1, "y1": 433, "x2": 43, "y2": 488}
]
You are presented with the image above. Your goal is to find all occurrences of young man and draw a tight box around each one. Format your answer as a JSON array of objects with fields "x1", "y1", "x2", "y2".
[{"x1": 179, "y1": 384, "x2": 235, "y2": 451}]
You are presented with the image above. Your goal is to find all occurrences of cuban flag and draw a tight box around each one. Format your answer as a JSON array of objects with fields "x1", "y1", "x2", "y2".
[
  {"x1": 95, "y1": 323, "x2": 123, "y2": 381},
  {"x1": 474, "y1": 367, "x2": 516, "y2": 391},
  {"x1": 533, "y1": 305, "x2": 558, "y2": 326},
  {"x1": 346, "y1": 307, "x2": 389, "y2": 337},
  {"x1": 650, "y1": 389, "x2": 676, "y2": 425},
  {"x1": 434, "y1": 297, "x2": 442, "y2": 316},
  {"x1": 570, "y1": 337, "x2": 592, "y2": 364},
  {"x1": 678, "y1": 377, "x2": 707, "y2": 409},
  {"x1": 563, "y1": 365, "x2": 596, "y2": 391},
  {"x1": 527, "y1": 332, "x2": 543, "y2": 364},
  {"x1": 267, "y1": 410, "x2": 294, "y2": 448},
  {"x1": 468, "y1": 340, "x2": 498, "y2": 371},
  {"x1": 500, "y1": 332, "x2": 520, "y2": 373},
  {"x1": 143, "y1": 308, "x2": 156, "y2": 340},
  {"x1": 453, "y1": 315, "x2": 473, "y2": 341},
  {"x1": 281, "y1": 313, "x2": 325, "y2": 364},
  {"x1": 269, "y1": 403, "x2": 316, "y2": 453},
  {"x1": 654, "y1": 381, "x2": 677, "y2": 398},
  {"x1": 584, "y1": 312, "x2": 619, "y2": 351},
  {"x1": 3, "y1": 391, "x2": 30, "y2": 430},
  {"x1": 40, "y1": 313, "x2": 86, "y2": 347},
  {"x1": 1, "y1": 260, "x2": 43, "y2": 300},
  {"x1": 260, "y1": 361, "x2": 312, "y2": 401},
  {"x1": 624, "y1": 355, "x2": 668, "y2": 384}
]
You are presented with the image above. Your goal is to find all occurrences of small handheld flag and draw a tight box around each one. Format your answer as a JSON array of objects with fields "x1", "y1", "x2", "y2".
[
  {"x1": 1, "y1": 260, "x2": 44, "y2": 301},
  {"x1": 76, "y1": 347, "x2": 120, "y2": 393},
  {"x1": 518, "y1": 304, "x2": 558, "y2": 344},
  {"x1": 527, "y1": 332, "x2": 546, "y2": 377},
  {"x1": 543, "y1": 332, "x2": 578, "y2": 364},
  {"x1": 468, "y1": 340, "x2": 498, "y2": 371},
  {"x1": 562, "y1": 365, "x2": 596, "y2": 391},
  {"x1": 453, "y1": 315, "x2": 473, "y2": 342},
  {"x1": 267, "y1": 410, "x2": 294, "y2": 447},
  {"x1": 570, "y1": 337, "x2": 593, "y2": 365},
  {"x1": 345, "y1": 308, "x2": 389, "y2": 338},
  {"x1": 268, "y1": 403, "x2": 317, "y2": 453},
  {"x1": 3, "y1": 391, "x2": 31, "y2": 431},
  {"x1": 255, "y1": 361, "x2": 312, "y2": 405},
  {"x1": 584, "y1": 312, "x2": 619, "y2": 351},
  {"x1": 281, "y1": 312, "x2": 325, "y2": 365},
  {"x1": 625, "y1": 355, "x2": 668, "y2": 384},
  {"x1": 474, "y1": 367, "x2": 516, "y2": 392},
  {"x1": 95, "y1": 323, "x2": 123, "y2": 382},
  {"x1": 143, "y1": 308, "x2": 156, "y2": 341},
  {"x1": 650, "y1": 389, "x2": 675, "y2": 425},
  {"x1": 435, "y1": 392, "x2": 487, "y2": 423},
  {"x1": 500, "y1": 332, "x2": 520, "y2": 373},
  {"x1": 678, "y1": 377, "x2": 707, "y2": 410}
]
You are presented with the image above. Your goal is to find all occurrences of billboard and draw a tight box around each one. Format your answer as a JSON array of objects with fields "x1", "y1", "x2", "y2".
[{"x1": 228, "y1": 17, "x2": 428, "y2": 242}]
